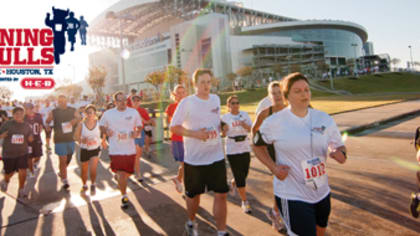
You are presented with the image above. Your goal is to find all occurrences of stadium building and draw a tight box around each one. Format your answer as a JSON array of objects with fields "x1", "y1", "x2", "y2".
[{"x1": 88, "y1": 0, "x2": 369, "y2": 92}]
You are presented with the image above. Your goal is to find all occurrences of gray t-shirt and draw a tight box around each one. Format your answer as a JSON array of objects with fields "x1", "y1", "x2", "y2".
[{"x1": 0, "y1": 120, "x2": 32, "y2": 158}]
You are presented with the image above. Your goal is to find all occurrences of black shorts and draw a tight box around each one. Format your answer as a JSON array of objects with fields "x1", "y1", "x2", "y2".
[
  {"x1": 29, "y1": 141, "x2": 43, "y2": 158},
  {"x1": 80, "y1": 147, "x2": 101, "y2": 162},
  {"x1": 145, "y1": 130, "x2": 152, "y2": 138},
  {"x1": 184, "y1": 159, "x2": 229, "y2": 198},
  {"x1": 3, "y1": 155, "x2": 28, "y2": 174},
  {"x1": 275, "y1": 193, "x2": 331, "y2": 236},
  {"x1": 227, "y1": 152, "x2": 250, "y2": 188}
]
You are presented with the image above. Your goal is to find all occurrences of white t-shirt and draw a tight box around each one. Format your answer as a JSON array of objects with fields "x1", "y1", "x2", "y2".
[
  {"x1": 99, "y1": 107, "x2": 142, "y2": 155},
  {"x1": 255, "y1": 96, "x2": 272, "y2": 115},
  {"x1": 170, "y1": 94, "x2": 224, "y2": 165},
  {"x1": 221, "y1": 111, "x2": 252, "y2": 155},
  {"x1": 259, "y1": 107, "x2": 344, "y2": 203},
  {"x1": 40, "y1": 105, "x2": 53, "y2": 126}
]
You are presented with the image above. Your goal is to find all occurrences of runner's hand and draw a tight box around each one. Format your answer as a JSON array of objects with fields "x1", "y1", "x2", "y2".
[
  {"x1": 102, "y1": 139, "x2": 108, "y2": 149},
  {"x1": 272, "y1": 165, "x2": 290, "y2": 180},
  {"x1": 0, "y1": 131, "x2": 8, "y2": 139},
  {"x1": 195, "y1": 128, "x2": 209, "y2": 141},
  {"x1": 106, "y1": 128, "x2": 114, "y2": 137},
  {"x1": 81, "y1": 137, "x2": 88, "y2": 144}
]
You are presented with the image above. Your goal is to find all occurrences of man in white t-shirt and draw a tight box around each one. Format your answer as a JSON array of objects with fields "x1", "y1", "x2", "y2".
[
  {"x1": 170, "y1": 69, "x2": 229, "y2": 236},
  {"x1": 100, "y1": 91, "x2": 143, "y2": 209}
]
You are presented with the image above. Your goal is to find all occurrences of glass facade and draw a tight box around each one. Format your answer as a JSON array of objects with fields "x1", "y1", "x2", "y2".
[{"x1": 265, "y1": 28, "x2": 364, "y2": 59}]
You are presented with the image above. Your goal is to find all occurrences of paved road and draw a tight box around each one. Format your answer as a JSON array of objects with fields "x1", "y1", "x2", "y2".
[{"x1": 0, "y1": 100, "x2": 419, "y2": 235}]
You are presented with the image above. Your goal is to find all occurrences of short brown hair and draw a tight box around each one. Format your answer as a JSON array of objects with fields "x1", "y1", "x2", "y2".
[
  {"x1": 282, "y1": 72, "x2": 309, "y2": 99},
  {"x1": 226, "y1": 95, "x2": 238, "y2": 104},
  {"x1": 192, "y1": 68, "x2": 213, "y2": 85},
  {"x1": 113, "y1": 91, "x2": 125, "y2": 101}
]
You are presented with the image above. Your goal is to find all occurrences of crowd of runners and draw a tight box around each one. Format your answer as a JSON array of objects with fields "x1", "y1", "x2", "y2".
[{"x1": 15, "y1": 68, "x2": 420, "y2": 236}]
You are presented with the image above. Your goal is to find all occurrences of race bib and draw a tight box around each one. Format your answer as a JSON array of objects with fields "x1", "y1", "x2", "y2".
[
  {"x1": 144, "y1": 125, "x2": 152, "y2": 131},
  {"x1": 86, "y1": 138, "x2": 98, "y2": 148},
  {"x1": 117, "y1": 131, "x2": 129, "y2": 142},
  {"x1": 68, "y1": 23, "x2": 74, "y2": 29},
  {"x1": 55, "y1": 24, "x2": 62, "y2": 31},
  {"x1": 301, "y1": 157, "x2": 327, "y2": 190},
  {"x1": 11, "y1": 134, "x2": 24, "y2": 144},
  {"x1": 28, "y1": 146, "x2": 33, "y2": 154},
  {"x1": 203, "y1": 127, "x2": 218, "y2": 145},
  {"x1": 62, "y1": 122, "x2": 72, "y2": 134}
]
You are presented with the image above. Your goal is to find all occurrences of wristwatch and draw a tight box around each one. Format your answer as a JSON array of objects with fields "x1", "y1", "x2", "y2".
[{"x1": 340, "y1": 150, "x2": 347, "y2": 159}]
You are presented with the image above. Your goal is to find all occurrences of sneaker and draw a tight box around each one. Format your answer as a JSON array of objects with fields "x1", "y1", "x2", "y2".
[
  {"x1": 184, "y1": 221, "x2": 198, "y2": 236},
  {"x1": 90, "y1": 184, "x2": 96, "y2": 196},
  {"x1": 267, "y1": 208, "x2": 285, "y2": 232},
  {"x1": 217, "y1": 232, "x2": 230, "y2": 236},
  {"x1": 0, "y1": 180, "x2": 8, "y2": 192},
  {"x1": 241, "y1": 201, "x2": 252, "y2": 214},
  {"x1": 410, "y1": 192, "x2": 420, "y2": 218},
  {"x1": 18, "y1": 188, "x2": 28, "y2": 199},
  {"x1": 80, "y1": 185, "x2": 88, "y2": 193},
  {"x1": 121, "y1": 196, "x2": 129, "y2": 209},
  {"x1": 62, "y1": 183, "x2": 70, "y2": 190},
  {"x1": 28, "y1": 172, "x2": 35, "y2": 179},
  {"x1": 172, "y1": 178, "x2": 183, "y2": 193}
]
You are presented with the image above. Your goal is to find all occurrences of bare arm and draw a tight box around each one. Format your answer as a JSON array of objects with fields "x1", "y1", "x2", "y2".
[
  {"x1": 73, "y1": 123, "x2": 82, "y2": 143},
  {"x1": 329, "y1": 145, "x2": 347, "y2": 164},
  {"x1": 252, "y1": 144, "x2": 289, "y2": 180},
  {"x1": 170, "y1": 125, "x2": 208, "y2": 141},
  {"x1": 251, "y1": 110, "x2": 268, "y2": 136}
]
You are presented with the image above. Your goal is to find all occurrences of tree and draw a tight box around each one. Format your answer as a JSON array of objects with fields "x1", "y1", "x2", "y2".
[
  {"x1": 0, "y1": 86, "x2": 13, "y2": 100},
  {"x1": 236, "y1": 66, "x2": 253, "y2": 88},
  {"x1": 226, "y1": 72, "x2": 237, "y2": 90},
  {"x1": 391, "y1": 58, "x2": 401, "y2": 71},
  {"x1": 145, "y1": 70, "x2": 166, "y2": 92},
  {"x1": 55, "y1": 84, "x2": 83, "y2": 99},
  {"x1": 87, "y1": 66, "x2": 107, "y2": 105}
]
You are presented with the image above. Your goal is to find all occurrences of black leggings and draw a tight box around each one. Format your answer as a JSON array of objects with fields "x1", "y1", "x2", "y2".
[{"x1": 227, "y1": 152, "x2": 251, "y2": 188}]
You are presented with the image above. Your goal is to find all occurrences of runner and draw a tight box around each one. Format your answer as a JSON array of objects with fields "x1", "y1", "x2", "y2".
[
  {"x1": 74, "y1": 105, "x2": 103, "y2": 195},
  {"x1": 126, "y1": 88, "x2": 137, "y2": 108},
  {"x1": 0, "y1": 107, "x2": 33, "y2": 198},
  {"x1": 40, "y1": 99, "x2": 54, "y2": 152},
  {"x1": 165, "y1": 84, "x2": 187, "y2": 193},
  {"x1": 46, "y1": 95, "x2": 81, "y2": 190},
  {"x1": 24, "y1": 103, "x2": 45, "y2": 178},
  {"x1": 131, "y1": 95, "x2": 148, "y2": 182},
  {"x1": 170, "y1": 69, "x2": 229, "y2": 236},
  {"x1": 253, "y1": 72, "x2": 347, "y2": 236},
  {"x1": 255, "y1": 96, "x2": 272, "y2": 115},
  {"x1": 221, "y1": 95, "x2": 253, "y2": 214},
  {"x1": 252, "y1": 81, "x2": 287, "y2": 232},
  {"x1": 409, "y1": 127, "x2": 420, "y2": 218},
  {"x1": 99, "y1": 91, "x2": 142, "y2": 209},
  {"x1": 143, "y1": 107, "x2": 156, "y2": 158}
]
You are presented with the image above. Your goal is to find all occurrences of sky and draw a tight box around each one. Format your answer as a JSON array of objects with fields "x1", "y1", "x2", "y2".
[{"x1": 1, "y1": 0, "x2": 419, "y2": 100}]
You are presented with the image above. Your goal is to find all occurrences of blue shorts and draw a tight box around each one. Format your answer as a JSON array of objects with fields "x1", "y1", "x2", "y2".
[
  {"x1": 171, "y1": 141, "x2": 184, "y2": 162},
  {"x1": 135, "y1": 130, "x2": 145, "y2": 147},
  {"x1": 55, "y1": 142, "x2": 75, "y2": 156}
]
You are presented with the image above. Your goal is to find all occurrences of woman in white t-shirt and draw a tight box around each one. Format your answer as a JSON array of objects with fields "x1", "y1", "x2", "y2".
[
  {"x1": 221, "y1": 95, "x2": 253, "y2": 214},
  {"x1": 253, "y1": 72, "x2": 347, "y2": 236},
  {"x1": 74, "y1": 105, "x2": 104, "y2": 195}
]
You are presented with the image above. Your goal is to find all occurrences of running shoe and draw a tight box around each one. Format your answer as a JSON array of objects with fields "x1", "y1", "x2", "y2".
[
  {"x1": 121, "y1": 196, "x2": 129, "y2": 209},
  {"x1": 137, "y1": 177, "x2": 144, "y2": 183},
  {"x1": 28, "y1": 171, "x2": 35, "y2": 179},
  {"x1": 90, "y1": 184, "x2": 96, "y2": 196},
  {"x1": 241, "y1": 201, "x2": 252, "y2": 214},
  {"x1": 267, "y1": 208, "x2": 285, "y2": 232},
  {"x1": 0, "y1": 180, "x2": 8, "y2": 192},
  {"x1": 172, "y1": 178, "x2": 183, "y2": 193},
  {"x1": 80, "y1": 185, "x2": 88, "y2": 193},
  {"x1": 62, "y1": 183, "x2": 70, "y2": 190},
  {"x1": 184, "y1": 221, "x2": 198, "y2": 236},
  {"x1": 410, "y1": 192, "x2": 420, "y2": 218}
]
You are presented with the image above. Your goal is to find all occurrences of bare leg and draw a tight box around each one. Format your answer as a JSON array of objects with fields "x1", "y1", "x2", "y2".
[
  {"x1": 81, "y1": 161, "x2": 89, "y2": 186},
  {"x1": 316, "y1": 225, "x2": 326, "y2": 236},
  {"x1": 213, "y1": 193, "x2": 227, "y2": 231},
  {"x1": 186, "y1": 195, "x2": 200, "y2": 221},
  {"x1": 237, "y1": 187, "x2": 247, "y2": 202},
  {"x1": 89, "y1": 157, "x2": 99, "y2": 184},
  {"x1": 27, "y1": 158, "x2": 34, "y2": 174},
  {"x1": 18, "y1": 168, "x2": 27, "y2": 190},
  {"x1": 118, "y1": 171, "x2": 129, "y2": 195},
  {"x1": 177, "y1": 162, "x2": 184, "y2": 182},
  {"x1": 134, "y1": 145, "x2": 142, "y2": 177},
  {"x1": 59, "y1": 155, "x2": 67, "y2": 180}
]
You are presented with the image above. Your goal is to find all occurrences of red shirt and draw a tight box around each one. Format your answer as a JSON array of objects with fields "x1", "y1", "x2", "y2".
[
  {"x1": 126, "y1": 96, "x2": 134, "y2": 108},
  {"x1": 136, "y1": 107, "x2": 150, "y2": 126},
  {"x1": 165, "y1": 103, "x2": 183, "y2": 142}
]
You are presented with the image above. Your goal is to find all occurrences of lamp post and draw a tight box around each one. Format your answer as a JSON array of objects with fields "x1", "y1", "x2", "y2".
[
  {"x1": 409, "y1": 45, "x2": 414, "y2": 71},
  {"x1": 106, "y1": 11, "x2": 134, "y2": 93},
  {"x1": 351, "y1": 43, "x2": 358, "y2": 76}
]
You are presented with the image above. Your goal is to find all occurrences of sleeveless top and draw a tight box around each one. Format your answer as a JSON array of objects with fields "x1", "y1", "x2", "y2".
[{"x1": 80, "y1": 121, "x2": 101, "y2": 150}]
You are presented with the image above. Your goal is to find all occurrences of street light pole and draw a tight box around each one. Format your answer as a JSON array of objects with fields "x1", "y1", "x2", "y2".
[
  {"x1": 119, "y1": 19, "x2": 127, "y2": 93},
  {"x1": 409, "y1": 45, "x2": 414, "y2": 71}
]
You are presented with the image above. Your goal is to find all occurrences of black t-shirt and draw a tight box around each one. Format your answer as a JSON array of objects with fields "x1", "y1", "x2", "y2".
[
  {"x1": 0, "y1": 120, "x2": 32, "y2": 158},
  {"x1": 52, "y1": 107, "x2": 76, "y2": 143}
]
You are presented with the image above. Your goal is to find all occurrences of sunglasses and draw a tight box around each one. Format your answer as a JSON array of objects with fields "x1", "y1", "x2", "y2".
[{"x1": 230, "y1": 102, "x2": 239, "y2": 105}]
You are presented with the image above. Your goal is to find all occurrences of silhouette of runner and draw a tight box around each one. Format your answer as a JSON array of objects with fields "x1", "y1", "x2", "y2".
[
  {"x1": 79, "y1": 16, "x2": 89, "y2": 46},
  {"x1": 66, "y1": 12, "x2": 80, "y2": 51},
  {"x1": 45, "y1": 7, "x2": 69, "y2": 64}
]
